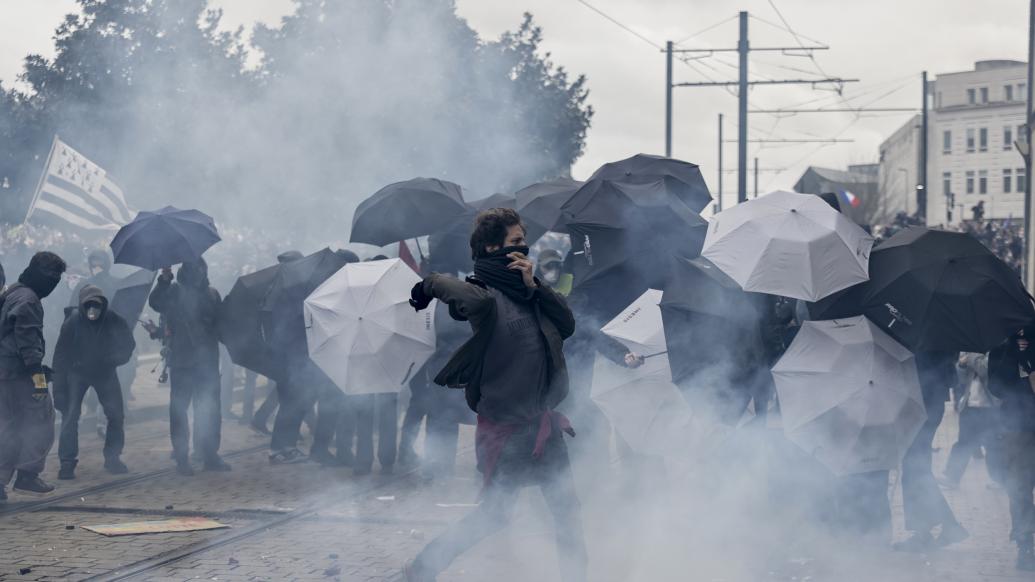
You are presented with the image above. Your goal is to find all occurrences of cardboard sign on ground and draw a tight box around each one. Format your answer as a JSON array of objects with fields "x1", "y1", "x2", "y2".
[{"x1": 81, "y1": 517, "x2": 229, "y2": 536}]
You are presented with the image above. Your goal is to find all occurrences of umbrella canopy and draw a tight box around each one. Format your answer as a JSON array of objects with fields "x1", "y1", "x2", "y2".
[
  {"x1": 808, "y1": 227, "x2": 1035, "y2": 352},
  {"x1": 772, "y1": 316, "x2": 926, "y2": 476},
  {"x1": 467, "y1": 192, "x2": 517, "y2": 212},
  {"x1": 110, "y1": 206, "x2": 220, "y2": 270},
  {"x1": 350, "y1": 178, "x2": 467, "y2": 247},
  {"x1": 263, "y1": 248, "x2": 351, "y2": 357},
  {"x1": 563, "y1": 179, "x2": 708, "y2": 292},
  {"x1": 220, "y1": 263, "x2": 283, "y2": 380},
  {"x1": 305, "y1": 258, "x2": 436, "y2": 394},
  {"x1": 701, "y1": 190, "x2": 874, "y2": 302},
  {"x1": 590, "y1": 289, "x2": 702, "y2": 456},
  {"x1": 589, "y1": 154, "x2": 713, "y2": 213},
  {"x1": 514, "y1": 177, "x2": 584, "y2": 236},
  {"x1": 109, "y1": 269, "x2": 156, "y2": 325}
]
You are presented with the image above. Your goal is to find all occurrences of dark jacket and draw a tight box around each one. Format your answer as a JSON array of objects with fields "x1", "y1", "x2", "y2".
[
  {"x1": 0, "y1": 283, "x2": 46, "y2": 379},
  {"x1": 988, "y1": 343, "x2": 1035, "y2": 433},
  {"x1": 423, "y1": 274, "x2": 576, "y2": 414},
  {"x1": 148, "y1": 274, "x2": 221, "y2": 369},
  {"x1": 53, "y1": 285, "x2": 135, "y2": 382}
]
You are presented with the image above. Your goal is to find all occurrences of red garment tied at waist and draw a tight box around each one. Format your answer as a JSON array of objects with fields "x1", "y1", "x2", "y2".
[{"x1": 475, "y1": 411, "x2": 575, "y2": 487}]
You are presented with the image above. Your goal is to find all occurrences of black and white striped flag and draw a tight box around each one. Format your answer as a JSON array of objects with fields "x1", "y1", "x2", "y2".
[{"x1": 25, "y1": 136, "x2": 135, "y2": 232}]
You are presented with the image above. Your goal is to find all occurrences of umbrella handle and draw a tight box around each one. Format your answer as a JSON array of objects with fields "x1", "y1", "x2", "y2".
[
  {"x1": 400, "y1": 362, "x2": 416, "y2": 386},
  {"x1": 642, "y1": 350, "x2": 668, "y2": 360}
]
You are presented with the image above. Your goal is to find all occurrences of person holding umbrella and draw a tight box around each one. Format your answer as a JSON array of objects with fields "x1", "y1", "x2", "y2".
[
  {"x1": 404, "y1": 208, "x2": 586, "y2": 582},
  {"x1": 149, "y1": 259, "x2": 229, "y2": 475}
]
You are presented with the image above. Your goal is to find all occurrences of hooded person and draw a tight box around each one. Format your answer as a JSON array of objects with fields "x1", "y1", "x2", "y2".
[
  {"x1": 52, "y1": 285, "x2": 135, "y2": 479},
  {"x1": 0, "y1": 251, "x2": 66, "y2": 501},
  {"x1": 404, "y1": 208, "x2": 586, "y2": 582},
  {"x1": 148, "y1": 258, "x2": 229, "y2": 475},
  {"x1": 534, "y1": 248, "x2": 572, "y2": 296}
]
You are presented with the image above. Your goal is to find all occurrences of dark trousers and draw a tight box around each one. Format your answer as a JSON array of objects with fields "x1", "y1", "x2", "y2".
[
  {"x1": 169, "y1": 365, "x2": 221, "y2": 461},
  {"x1": 341, "y1": 393, "x2": 398, "y2": 471},
  {"x1": 902, "y1": 398, "x2": 958, "y2": 532},
  {"x1": 271, "y1": 379, "x2": 316, "y2": 452},
  {"x1": 413, "y1": 427, "x2": 587, "y2": 581},
  {"x1": 57, "y1": 371, "x2": 124, "y2": 465},
  {"x1": 1003, "y1": 431, "x2": 1035, "y2": 543},
  {"x1": 0, "y1": 376, "x2": 55, "y2": 483},
  {"x1": 253, "y1": 382, "x2": 279, "y2": 427},
  {"x1": 945, "y1": 407, "x2": 999, "y2": 483},
  {"x1": 241, "y1": 370, "x2": 258, "y2": 421},
  {"x1": 312, "y1": 383, "x2": 344, "y2": 453}
]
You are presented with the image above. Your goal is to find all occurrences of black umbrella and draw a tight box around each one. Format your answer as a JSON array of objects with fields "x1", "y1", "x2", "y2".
[
  {"x1": 350, "y1": 178, "x2": 467, "y2": 247},
  {"x1": 262, "y1": 248, "x2": 350, "y2": 357},
  {"x1": 563, "y1": 179, "x2": 707, "y2": 291},
  {"x1": 110, "y1": 206, "x2": 220, "y2": 269},
  {"x1": 514, "y1": 177, "x2": 584, "y2": 236},
  {"x1": 468, "y1": 192, "x2": 517, "y2": 212},
  {"x1": 809, "y1": 227, "x2": 1035, "y2": 352},
  {"x1": 220, "y1": 263, "x2": 284, "y2": 381},
  {"x1": 109, "y1": 269, "x2": 156, "y2": 324},
  {"x1": 589, "y1": 154, "x2": 713, "y2": 213}
]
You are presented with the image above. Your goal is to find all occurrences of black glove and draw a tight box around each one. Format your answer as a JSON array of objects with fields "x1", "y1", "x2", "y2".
[{"x1": 409, "y1": 281, "x2": 432, "y2": 312}]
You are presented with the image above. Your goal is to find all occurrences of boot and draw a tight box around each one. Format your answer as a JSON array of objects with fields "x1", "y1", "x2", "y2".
[
  {"x1": 13, "y1": 472, "x2": 55, "y2": 494},
  {"x1": 58, "y1": 462, "x2": 76, "y2": 481},
  {"x1": 104, "y1": 458, "x2": 129, "y2": 475},
  {"x1": 175, "y1": 456, "x2": 194, "y2": 477},
  {"x1": 1018, "y1": 543, "x2": 1035, "y2": 571},
  {"x1": 203, "y1": 456, "x2": 232, "y2": 472}
]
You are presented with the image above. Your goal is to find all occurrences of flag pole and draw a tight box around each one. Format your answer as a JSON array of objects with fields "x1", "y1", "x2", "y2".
[{"x1": 24, "y1": 134, "x2": 59, "y2": 224}]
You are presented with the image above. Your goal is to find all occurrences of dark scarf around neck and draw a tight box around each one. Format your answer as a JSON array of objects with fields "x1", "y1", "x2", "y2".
[{"x1": 473, "y1": 245, "x2": 534, "y2": 302}]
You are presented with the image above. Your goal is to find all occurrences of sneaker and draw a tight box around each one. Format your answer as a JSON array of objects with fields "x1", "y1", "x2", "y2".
[
  {"x1": 13, "y1": 473, "x2": 55, "y2": 495},
  {"x1": 309, "y1": 447, "x2": 337, "y2": 466},
  {"x1": 175, "y1": 459, "x2": 194, "y2": 477},
  {"x1": 203, "y1": 457, "x2": 232, "y2": 472},
  {"x1": 1018, "y1": 546, "x2": 1035, "y2": 571},
  {"x1": 938, "y1": 522, "x2": 969, "y2": 547},
  {"x1": 104, "y1": 458, "x2": 129, "y2": 475},
  {"x1": 269, "y1": 448, "x2": 308, "y2": 465},
  {"x1": 58, "y1": 464, "x2": 76, "y2": 480},
  {"x1": 893, "y1": 531, "x2": 934, "y2": 553}
]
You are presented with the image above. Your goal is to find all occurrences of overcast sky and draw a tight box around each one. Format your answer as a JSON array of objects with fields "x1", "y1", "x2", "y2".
[{"x1": 0, "y1": 0, "x2": 1028, "y2": 206}]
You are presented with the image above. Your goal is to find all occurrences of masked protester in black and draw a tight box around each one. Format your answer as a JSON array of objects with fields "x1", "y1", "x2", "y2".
[
  {"x1": 404, "y1": 208, "x2": 586, "y2": 582},
  {"x1": 149, "y1": 259, "x2": 229, "y2": 475},
  {"x1": 988, "y1": 328, "x2": 1035, "y2": 571},
  {"x1": 0, "y1": 251, "x2": 66, "y2": 501},
  {"x1": 53, "y1": 285, "x2": 135, "y2": 479}
]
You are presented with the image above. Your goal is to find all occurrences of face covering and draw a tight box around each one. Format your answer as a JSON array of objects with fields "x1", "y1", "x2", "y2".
[
  {"x1": 473, "y1": 245, "x2": 534, "y2": 302},
  {"x1": 91, "y1": 265, "x2": 104, "y2": 276},
  {"x1": 539, "y1": 263, "x2": 561, "y2": 285},
  {"x1": 86, "y1": 306, "x2": 102, "y2": 321},
  {"x1": 17, "y1": 269, "x2": 61, "y2": 299}
]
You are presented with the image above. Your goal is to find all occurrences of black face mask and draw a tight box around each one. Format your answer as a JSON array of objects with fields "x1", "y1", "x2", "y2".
[{"x1": 473, "y1": 245, "x2": 533, "y2": 302}]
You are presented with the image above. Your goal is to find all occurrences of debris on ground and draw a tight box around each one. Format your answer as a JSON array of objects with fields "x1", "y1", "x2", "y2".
[{"x1": 323, "y1": 565, "x2": 341, "y2": 577}]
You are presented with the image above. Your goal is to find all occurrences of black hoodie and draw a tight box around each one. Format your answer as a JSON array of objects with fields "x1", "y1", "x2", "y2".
[
  {"x1": 148, "y1": 260, "x2": 221, "y2": 369},
  {"x1": 52, "y1": 285, "x2": 135, "y2": 381}
]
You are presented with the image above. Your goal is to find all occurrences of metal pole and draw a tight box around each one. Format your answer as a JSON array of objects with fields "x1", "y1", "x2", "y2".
[
  {"x1": 753, "y1": 157, "x2": 759, "y2": 198},
  {"x1": 717, "y1": 113, "x2": 724, "y2": 212},
  {"x1": 919, "y1": 71, "x2": 928, "y2": 222},
  {"x1": 1026, "y1": 0, "x2": 1035, "y2": 290},
  {"x1": 737, "y1": 11, "x2": 749, "y2": 204},
  {"x1": 666, "y1": 41, "x2": 673, "y2": 158}
]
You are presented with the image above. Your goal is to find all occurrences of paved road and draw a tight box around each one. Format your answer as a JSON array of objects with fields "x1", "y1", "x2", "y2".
[{"x1": 0, "y1": 369, "x2": 1029, "y2": 582}]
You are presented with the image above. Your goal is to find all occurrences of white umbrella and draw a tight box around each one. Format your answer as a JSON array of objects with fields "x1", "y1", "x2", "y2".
[
  {"x1": 304, "y1": 258, "x2": 436, "y2": 395},
  {"x1": 771, "y1": 316, "x2": 926, "y2": 476},
  {"x1": 701, "y1": 190, "x2": 874, "y2": 301},
  {"x1": 590, "y1": 289, "x2": 701, "y2": 456}
]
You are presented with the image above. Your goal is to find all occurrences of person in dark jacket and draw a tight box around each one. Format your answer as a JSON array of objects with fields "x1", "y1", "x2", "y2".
[
  {"x1": 404, "y1": 208, "x2": 585, "y2": 582},
  {"x1": 0, "y1": 251, "x2": 66, "y2": 501},
  {"x1": 149, "y1": 259, "x2": 229, "y2": 475},
  {"x1": 988, "y1": 328, "x2": 1035, "y2": 571},
  {"x1": 53, "y1": 285, "x2": 135, "y2": 479}
]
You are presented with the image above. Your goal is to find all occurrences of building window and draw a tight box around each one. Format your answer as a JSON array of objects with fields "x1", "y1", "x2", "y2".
[
  {"x1": 1005, "y1": 126, "x2": 1014, "y2": 151},
  {"x1": 967, "y1": 88, "x2": 976, "y2": 104},
  {"x1": 979, "y1": 170, "x2": 988, "y2": 194},
  {"x1": 966, "y1": 171, "x2": 975, "y2": 194},
  {"x1": 980, "y1": 87, "x2": 989, "y2": 103},
  {"x1": 966, "y1": 128, "x2": 976, "y2": 152},
  {"x1": 943, "y1": 130, "x2": 951, "y2": 154},
  {"x1": 1019, "y1": 168, "x2": 1027, "y2": 193},
  {"x1": 1006, "y1": 85, "x2": 1014, "y2": 101},
  {"x1": 979, "y1": 127, "x2": 988, "y2": 151},
  {"x1": 943, "y1": 172, "x2": 951, "y2": 196},
  {"x1": 1004, "y1": 169, "x2": 1013, "y2": 193}
]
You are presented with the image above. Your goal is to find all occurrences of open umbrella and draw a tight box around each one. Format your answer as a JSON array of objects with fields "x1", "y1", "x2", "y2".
[
  {"x1": 772, "y1": 316, "x2": 926, "y2": 476},
  {"x1": 514, "y1": 177, "x2": 584, "y2": 236},
  {"x1": 467, "y1": 192, "x2": 516, "y2": 212},
  {"x1": 350, "y1": 178, "x2": 467, "y2": 247},
  {"x1": 590, "y1": 289, "x2": 701, "y2": 456},
  {"x1": 110, "y1": 206, "x2": 220, "y2": 269},
  {"x1": 109, "y1": 269, "x2": 156, "y2": 324},
  {"x1": 305, "y1": 258, "x2": 436, "y2": 394},
  {"x1": 263, "y1": 248, "x2": 351, "y2": 357},
  {"x1": 701, "y1": 190, "x2": 873, "y2": 302},
  {"x1": 589, "y1": 153, "x2": 713, "y2": 213},
  {"x1": 220, "y1": 263, "x2": 283, "y2": 380},
  {"x1": 563, "y1": 179, "x2": 707, "y2": 292},
  {"x1": 808, "y1": 227, "x2": 1035, "y2": 353}
]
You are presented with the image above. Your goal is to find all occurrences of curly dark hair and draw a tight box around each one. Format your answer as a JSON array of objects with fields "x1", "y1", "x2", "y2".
[{"x1": 469, "y1": 208, "x2": 526, "y2": 260}]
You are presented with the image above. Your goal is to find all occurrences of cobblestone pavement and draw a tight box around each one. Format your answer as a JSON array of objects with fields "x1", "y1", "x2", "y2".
[{"x1": 0, "y1": 369, "x2": 1031, "y2": 582}]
